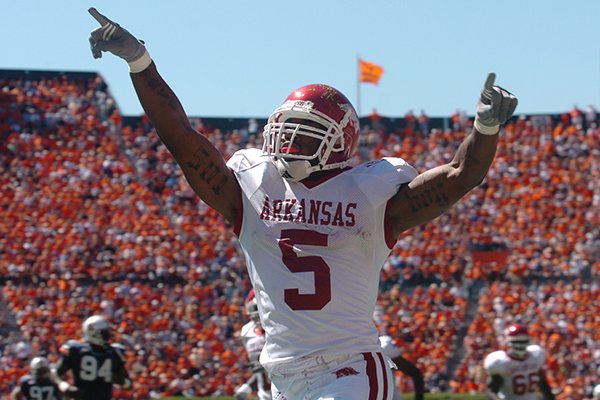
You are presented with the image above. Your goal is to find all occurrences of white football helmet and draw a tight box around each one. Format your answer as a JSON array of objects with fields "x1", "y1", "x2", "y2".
[
  {"x1": 263, "y1": 84, "x2": 360, "y2": 182},
  {"x1": 593, "y1": 383, "x2": 600, "y2": 399},
  {"x1": 83, "y1": 315, "x2": 111, "y2": 347},
  {"x1": 30, "y1": 356, "x2": 50, "y2": 379},
  {"x1": 505, "y1": 323, "x2": 530, "y2": 359},
  {"x1": 245, "y1": 289, "x2": 261, "y2": 324}
]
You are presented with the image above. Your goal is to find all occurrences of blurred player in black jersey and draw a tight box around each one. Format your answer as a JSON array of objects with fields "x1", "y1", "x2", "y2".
[
  {"x1": 53, "y1": 315, "x2": 131, "y2": 400},
  {"x1": 11, "y1": 356, "x2": 63, "y2": 400}
]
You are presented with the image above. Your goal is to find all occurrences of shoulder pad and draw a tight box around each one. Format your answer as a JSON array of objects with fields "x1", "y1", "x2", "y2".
[
  {"x1": 226, "y1": 148, "x2": 265, "y2": 172},
  {"x1": 350, "y1": 157, "x2": 418, "y2": 205},
  {"x1": 483, "y1": 350, "x2": 508, "y2": 374},
  {"x1": 527, "y1": 344, "x2": 545, "y2": 362},
  {"x1": 354, "y1": 157, "x2": 418, "y2": 181},
  {"x1": 59, "y1": 339, "x2": 83, "y2": 355},
  {"x1": 111, "y1": 342, "x2": 126, "y2": 351},
  {"x1": 111, "y1": 343, "x2": 127, "y2": 361}
]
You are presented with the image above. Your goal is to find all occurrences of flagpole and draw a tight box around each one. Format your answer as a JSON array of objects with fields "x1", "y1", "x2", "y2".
[{"x1": 356, "y1": 54, "x2": 362, "y2": 117}]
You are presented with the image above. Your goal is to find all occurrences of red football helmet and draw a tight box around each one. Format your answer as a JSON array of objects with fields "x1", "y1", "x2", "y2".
[
  {"x1": 245, "y1": 289, "x2": 261, "y2": 324},
  {"x1": 262, "y1": 84, "x2": 360, "y2": 181},
  {"x1": 505, "y1": 323, "x2": 530, "y2": 359}
]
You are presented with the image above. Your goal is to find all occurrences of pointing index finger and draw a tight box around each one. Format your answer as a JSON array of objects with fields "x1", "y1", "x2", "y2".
[
  {"x1": 481, "y1": 72, "x2": 496, "y2": 103},
  {"x1": 88, "y1": 7, "x2": 112, "y2": 26}
]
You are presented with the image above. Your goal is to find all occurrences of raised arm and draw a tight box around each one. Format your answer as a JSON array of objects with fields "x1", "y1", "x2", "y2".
[
  {"x1": 387, "y1": 73, "x2": 517, "y2": 237},
  {"x1": 87, "y1": 8, "x2": 241, "y2": 224}
]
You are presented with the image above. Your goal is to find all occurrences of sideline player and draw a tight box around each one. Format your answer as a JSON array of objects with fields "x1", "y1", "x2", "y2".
[
  {"x1": 483, "y1": 324, "x2": 555, "y2": 400},
  {"x1": 53, "y1": 316, "x2": 131, "y2": 400},
  {"x1": 11, "y1": 357, "x2": 63, "y2": 400},
  {"x1": 88, "y1": 8, "x2": 517, "y2": 399},
  {"x1": 234, "y1": 289, "x2": 272, "y2": 400},
  {"x1": 379, "y1": 334, "x2": 424, "y2": 400}
]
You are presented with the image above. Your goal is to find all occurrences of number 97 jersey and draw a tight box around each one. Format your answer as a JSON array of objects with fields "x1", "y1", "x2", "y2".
[
  {"x1": 17, "y1": 375, "x2": 61, "y2": 400},
  {"x1": 228, "y1": 149, "x2": 418, "y2": 371},
  {"x1": 57, "y1": 340, "x2": 128, "y2": 400},
  {"x1": 483, "y1": 345, "x2": 546, "y2": 400}
]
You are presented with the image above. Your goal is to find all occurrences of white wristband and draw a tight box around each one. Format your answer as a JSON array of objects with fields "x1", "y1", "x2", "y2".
[
  {"x1": 128, "y1": 50, "x2": 152, "y2": 73},
  {"x1": 474, "y1": 118, "x2": 500, "y2": 135},
  {"x1": 58, "y1": 381, "x2": 71, "y2": 392}
]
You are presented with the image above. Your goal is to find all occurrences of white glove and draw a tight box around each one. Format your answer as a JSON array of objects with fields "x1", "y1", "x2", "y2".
[
  {"x1": 475, "y1": 72, "x2": 518, "y2": 135},
  {"x1": 88, "y1": 7, "x2": 152, "y2": 73}
]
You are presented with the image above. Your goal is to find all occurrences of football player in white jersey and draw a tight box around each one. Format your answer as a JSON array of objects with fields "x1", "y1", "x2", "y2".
[
  {"x1": 378, "y1": 335, "x2": 424, "y2": 400},
  {"x1": 88, "y1": 8, "x2": 517, "y2": 399},
  {"x1": 483, "y1": 324, "x2": 555, "y2": 400},
  {"x1": 235, "y1": 289, "x2": 272, "y2": 400}
]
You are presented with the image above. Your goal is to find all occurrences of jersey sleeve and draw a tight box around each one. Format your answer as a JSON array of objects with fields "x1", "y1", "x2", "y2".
[
  {"x1": 110, "y1": 343, "x2": 130, "y2": 384},
  {"x1": 56, "y1": 340, "x2": 79, "y2": 375},
  {"x1": 226, "y1": 148, "x2": 264, "y2": 172},
  {"x1": 18, "y1": 375, "x2": 31, "y2": 389},
  {"x1": 352, "y1": 157, "x2": 418, "y2": 206}
]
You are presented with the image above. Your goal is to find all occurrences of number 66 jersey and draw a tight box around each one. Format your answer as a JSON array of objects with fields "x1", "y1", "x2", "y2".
[
  {"x1": 483, "y1": 345, "x2": 547, "y2": 400},
  {"x1": 227, "y1": 148, "x2": 418, "y2": 372}
]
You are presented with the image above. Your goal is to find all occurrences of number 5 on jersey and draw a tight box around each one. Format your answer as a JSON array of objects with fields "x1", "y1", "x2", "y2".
[{"x1": 279, "y1": 229, "x2": 331, "y2": 311}]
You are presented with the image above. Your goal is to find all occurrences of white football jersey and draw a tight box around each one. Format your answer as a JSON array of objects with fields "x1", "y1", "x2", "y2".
[
  {"x1": 483, "y1": 345, "x2": 547, "y2": 400},
  {"x1": 240, "y1": 320, "x2": 267, "y2": 365},
  {"x1": 239, "y1": 321, "x2": 272, "y2": 400},
  {"x1": 227, "y1": 149, "x2": 418, "y2": 371}
]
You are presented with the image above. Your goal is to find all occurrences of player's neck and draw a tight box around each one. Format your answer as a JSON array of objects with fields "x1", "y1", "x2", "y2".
[{"x1": 301, "y1": 166, "x2": 351, "y2": 188}]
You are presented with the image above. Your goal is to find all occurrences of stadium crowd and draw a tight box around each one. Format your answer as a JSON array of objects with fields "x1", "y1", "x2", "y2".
[{"x1": 0, "y1": 71, "x2": 598, "y2": 399}]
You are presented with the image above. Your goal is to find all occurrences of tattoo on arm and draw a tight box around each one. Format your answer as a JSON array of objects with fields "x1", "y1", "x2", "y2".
[
  {"x1": 139, "y1": 69, "x2": 179, "y2": 111},
  {"x1": 186, "y1": 147, "x2": 229, "y2": 195},
  {"x1": 406, "y1": 181, "x2": 450, "y2": 212}
]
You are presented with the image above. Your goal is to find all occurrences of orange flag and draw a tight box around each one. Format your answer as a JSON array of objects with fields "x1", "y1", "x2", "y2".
[{"x1": 359, "y1": 59, "x2": 384, "y2": 85}]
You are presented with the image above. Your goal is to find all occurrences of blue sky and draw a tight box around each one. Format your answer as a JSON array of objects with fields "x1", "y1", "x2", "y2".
[{"x1": 3, "y1": 1, "x2": 600, "y2": 118}]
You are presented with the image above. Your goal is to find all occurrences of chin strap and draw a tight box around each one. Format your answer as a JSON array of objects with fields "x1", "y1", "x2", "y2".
[{"x1": 275, "y1": 159, "x2": 312, "y2": 182}]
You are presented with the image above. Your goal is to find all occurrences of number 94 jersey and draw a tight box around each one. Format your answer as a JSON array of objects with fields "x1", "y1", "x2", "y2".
[
  {"x1": 483, "y1": 345, "x2": 546, "y2": 400},
  {"x1": 228, "y1": 149, "x2": 418, "y2": 371},
  {"x1": 56, "y1": 340, "x2": 128, "y2": 400}
]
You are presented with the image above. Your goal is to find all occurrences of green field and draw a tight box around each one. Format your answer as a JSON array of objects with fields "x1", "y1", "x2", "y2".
[{"x1": 166, "y1": 394, "x2": 486, "y2": 400}]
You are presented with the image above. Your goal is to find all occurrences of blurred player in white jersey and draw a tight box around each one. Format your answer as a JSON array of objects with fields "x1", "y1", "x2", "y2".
[
  {"x1": 235, "y1": 289, "x2": 272, "y2": 400},
  {"x1": 378, "y1": 334, "x2": 424, "y2": 400},
  {"x1": 483, "y1": 324, "x2": 555, "y2": 400},
  {"x1": 88, "y1": 8, "x2": 517, "y2": 399}
]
